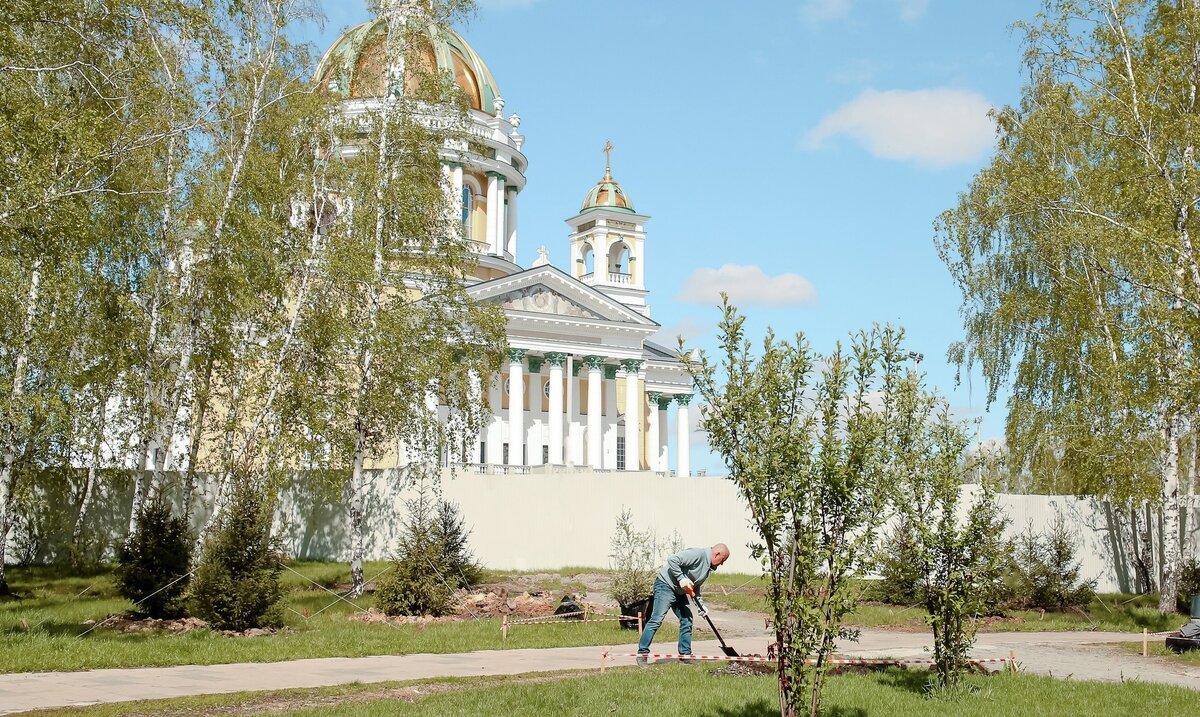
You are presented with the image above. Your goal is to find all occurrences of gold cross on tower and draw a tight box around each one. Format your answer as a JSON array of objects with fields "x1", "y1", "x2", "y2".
[{"x1": 602, "y1": 139, "x2": 613, "y2": 179}]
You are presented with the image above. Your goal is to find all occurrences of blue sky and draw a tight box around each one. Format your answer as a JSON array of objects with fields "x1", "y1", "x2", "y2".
[{"x1": 308, "y1": 0, "x2": 1046, "y2": 474}]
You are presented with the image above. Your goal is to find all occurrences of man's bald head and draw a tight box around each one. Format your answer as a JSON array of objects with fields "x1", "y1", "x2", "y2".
[{"x1": 711, "y1": 543, "x2": 730, "y2": 568}]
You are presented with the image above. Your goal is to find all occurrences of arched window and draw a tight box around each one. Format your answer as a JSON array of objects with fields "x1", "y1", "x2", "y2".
[
  {"x1": 580, "y1": 243, "x2": 595, "y2": 276},
  {"x1": 461, "y1": 186, "x2": 473, "y2": 229}
]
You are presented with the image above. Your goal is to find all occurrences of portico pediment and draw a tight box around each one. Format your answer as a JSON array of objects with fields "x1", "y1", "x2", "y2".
[
  {"x1": 469, "y1": 265, "x2": 657, "y2": 327},
  {"x1": 491, "y1": 283, "x2": 602, "y2": 319}
]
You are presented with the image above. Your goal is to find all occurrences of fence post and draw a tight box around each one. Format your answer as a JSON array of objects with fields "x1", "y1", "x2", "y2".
[
  {"x1": 502, "y1": 615, "x2": 508, "y2": 642},
  {"x1": 1143, "y1": 628, "x2": 1148, "y2": 657}
]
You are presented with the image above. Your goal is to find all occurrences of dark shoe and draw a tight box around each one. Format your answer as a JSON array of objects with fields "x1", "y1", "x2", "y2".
[{"x1": 635, "y1": 654, "x2": 649, "y2": 669}]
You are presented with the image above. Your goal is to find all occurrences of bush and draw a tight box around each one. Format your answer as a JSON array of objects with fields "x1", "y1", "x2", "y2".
[
  {"x1": 873, "y1": 518, "x2": 923, "y2": 605},
  {"x1": 375, "y1": 486, "x2": 480, "y2": 617},
  {"x1": 116, "y1": 500, "x2": 192, "y2": 618},
  {"x1": 190, "y1": 480, "x2": 284, "y2": 630},
  {"x1": 1009, "y1": 516, "x2": 1096, "y2": 610},
  {"x1": 1177, "y1": 558, "x2": 1200, "y2": 614},
  {"x1": 607, "y1": 509, "x2": 656, "y2": 609}
]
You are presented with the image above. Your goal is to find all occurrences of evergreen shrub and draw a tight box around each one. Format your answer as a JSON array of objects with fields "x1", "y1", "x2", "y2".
[
  {"x1": 116, "y1": 500, "x2": 192, "y2": 618},
  {"x1": 375, "y1": 486, "x2": 480, "y2": 617},
  {"x1": 190, "y1": 481, "x2": 284, "y2": 630}
]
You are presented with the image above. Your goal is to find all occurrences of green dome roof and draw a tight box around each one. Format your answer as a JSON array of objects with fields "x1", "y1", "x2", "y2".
[
  {"x1": 581, "y1": 166, "x2": 635, "y2": 213},
  {"x1": 315, "y1": 19, "x2": 501, "y2": 114}
]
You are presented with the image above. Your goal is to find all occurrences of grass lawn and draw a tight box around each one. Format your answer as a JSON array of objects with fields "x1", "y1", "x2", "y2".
[
  {"x1": 13, "y1": 665, "x2": 1200, "y2": 717},
  {"x1": 0, "y1": 563, "x2": 672, "y2": 674},
  {"x1": 701, "y1": 573, "x2": 1186, "y2": 634}
]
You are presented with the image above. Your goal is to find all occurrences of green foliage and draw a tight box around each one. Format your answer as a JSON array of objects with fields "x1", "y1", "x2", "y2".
[
  {"x1": 1009, "y1": 517, "x2": 1097, "y2": 610},
  {"x1": 116, "y1": 500, "x2": 192, "y2": 619},
  {"x1": 1177, "y1": 558, "x2": 1200, "y2": 614},
  {"x1": 607, "y1": 509, "x2": 657, "y2": 608},
  {"x1": 873, "y1": 519, "x2": 923, "y2": 606},
  {"x1": 190, "y1": 481, "x2": 284, "y2": 631},
  {"x1": 375, "y1": 486, "x2": 480, "y2": 617},
  {"x1": 887, "y1": 361, "x2": 1011, "y2": 689},
  {"x1": 685, "y1": 298, "x2": 905, "y2": 717},
  {"x1": 935, "y1": 0, "x2": 1200, "y2": 615}
]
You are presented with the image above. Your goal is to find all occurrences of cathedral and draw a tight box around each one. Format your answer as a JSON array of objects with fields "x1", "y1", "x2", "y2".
[{"x1": 316, "y1": 14, "x2": 696, "y2": 476}]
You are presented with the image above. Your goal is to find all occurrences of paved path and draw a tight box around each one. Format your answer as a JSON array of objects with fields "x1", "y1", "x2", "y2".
[{"x1": 1, "y1": 629, "x2": 1197, "y2": 714}]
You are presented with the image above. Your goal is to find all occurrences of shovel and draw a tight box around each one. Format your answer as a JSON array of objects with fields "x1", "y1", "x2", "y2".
[{"x1": 693, "y1": 596, "x2": 739, "y2": 657}]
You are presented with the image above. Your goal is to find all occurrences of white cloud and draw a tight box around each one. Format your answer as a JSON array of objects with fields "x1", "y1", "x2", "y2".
[
  {"x1": 648, "y1": 317, "x2": 711, "y2": 350},
  {"x1": 800, "y1": 0, "x2": 852, "y2": 24},
  {"x1": 896, "y1": 0, "x2": 929, "y2": 22},
  {"x1": 804, "y1": 88, "x2": 995, "y2": 168},
  {"x1": 676, "y1": 264, "x2": 818, "y2": 307}
]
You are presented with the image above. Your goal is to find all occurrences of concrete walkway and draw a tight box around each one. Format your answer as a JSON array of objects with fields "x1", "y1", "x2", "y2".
[{"x1": 1, "y1": 630, "x2": 1197, "y2": 714}]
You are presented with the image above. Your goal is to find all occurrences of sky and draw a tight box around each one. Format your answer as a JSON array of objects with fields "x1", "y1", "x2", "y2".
[{"x1": 306, "y1": 0, "x2": 1047, "y2": 475}]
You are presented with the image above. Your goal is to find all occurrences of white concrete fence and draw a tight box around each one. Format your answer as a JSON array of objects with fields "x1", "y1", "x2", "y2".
[{"x1": 273, "y1": 468, "x2": 1199, "y2": 594}]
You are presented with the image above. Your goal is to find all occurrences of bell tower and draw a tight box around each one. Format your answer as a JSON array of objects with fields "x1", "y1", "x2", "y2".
[{"x1": 565, "y1": 142, "x2": 650, "y2": 315}]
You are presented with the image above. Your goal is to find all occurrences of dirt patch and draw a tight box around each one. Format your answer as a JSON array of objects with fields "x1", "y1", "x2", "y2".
[
  {"x1": 347, "y1": 588, "x2": 609, "y2": 624},
  {"x1": 92, "y1": 616, "x2": 209, "y2": 635},
  {"x1": 89, "y1": 616, "x2": 278, "y2": 638}
]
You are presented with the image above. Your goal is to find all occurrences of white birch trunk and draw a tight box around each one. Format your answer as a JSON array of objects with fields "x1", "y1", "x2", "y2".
[
  {"x1": 0, "y1": 258, "x2": 43, "y2": 593},
  {"x1": 128, "y1": 289, "x2": 161, "y2": 539},
  {"x1": 1159, "y1": 411, "x2": 1183, "y2": 613},
  {"x1": 348, "y1": 427, "x2": 368, "y2": 597},
  {"x1": 72, "y1": 396, "x2": 108, "y2": 556}
]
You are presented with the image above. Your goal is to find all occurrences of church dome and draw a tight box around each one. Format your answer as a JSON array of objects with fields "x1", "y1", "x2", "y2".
[
  {"x1": 315, "y1": 18, "x2": 501, "y2": 114},
  {"x1": 581, "y1": 168, "x2": 635, "y2": 213}
]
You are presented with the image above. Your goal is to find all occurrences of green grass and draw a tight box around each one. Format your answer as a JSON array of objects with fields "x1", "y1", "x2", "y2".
[
  {"x1": 15, "y1": 665, "x2": 1200, "y2": 717},
  {"x1": 699, "y1": 574, "x2": 1186, "y2": 634},
  {"x1": 0, "y1": 563, "x2": 670, "y2": 674}
]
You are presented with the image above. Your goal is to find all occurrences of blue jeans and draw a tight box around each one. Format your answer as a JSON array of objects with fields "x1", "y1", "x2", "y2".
[{"x1": 637, "y1": 578, "x2": 693, "y2": 655}]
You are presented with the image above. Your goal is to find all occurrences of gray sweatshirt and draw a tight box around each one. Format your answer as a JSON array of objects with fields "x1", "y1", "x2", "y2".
[{"x1": 657, "y1": 547, "x2": 717, "y2": 595}]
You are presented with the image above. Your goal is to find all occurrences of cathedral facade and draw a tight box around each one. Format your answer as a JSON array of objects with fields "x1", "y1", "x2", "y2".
[{"x1": 317, "y1": 14, "x2": 696, "y2": 476}]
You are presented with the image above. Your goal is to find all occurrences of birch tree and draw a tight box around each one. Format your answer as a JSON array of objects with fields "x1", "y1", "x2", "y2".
[
  {"x1": 0, "y1": 0, "x2": 199, "y2": 592},
  {"x1": 937, "y1": 0, "x2": 1200, "y2": 613},
  {"x1": 294, "y1": 0, "x2": 505, "y2": 596}
]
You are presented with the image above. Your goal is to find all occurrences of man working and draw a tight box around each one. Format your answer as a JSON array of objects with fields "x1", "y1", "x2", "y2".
[{"x1": 636, "y1": 543, "x2": 730, "y2": 666}]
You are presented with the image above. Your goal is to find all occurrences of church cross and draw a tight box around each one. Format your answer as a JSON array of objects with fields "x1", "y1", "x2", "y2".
[{"x1": 603, "y1": 139, "x2": 613, "y2": 178}]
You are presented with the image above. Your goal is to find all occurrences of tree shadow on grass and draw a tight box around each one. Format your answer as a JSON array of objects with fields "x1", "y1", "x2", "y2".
[
  {"x1": 875, "y1": 666, "x2": 932, "y2": 695},
  {"x1": 699, "y1": 698, "x2": 775, "y2": 717},
  {"x1": 699, "y1": 699, "x2": 866, "y2": 717}
]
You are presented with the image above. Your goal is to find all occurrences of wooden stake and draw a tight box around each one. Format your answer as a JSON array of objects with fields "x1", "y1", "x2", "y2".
[
  {"x1": 1009, "y1": 649, "x2": 1017, "y2": 674},
  {"x1": 637, "y1": 611, "x2": 643, "y2": 634},
  {"x1": 501, "y1": 615, "x2": 508, "y2": 642},
  {"x1": 1143, "y1": 628, "x2": 1148, "y2": 657},
  {"x1": 584, "y1": 606, "x2": 590, "y2": 624},
  {"x1": 600, "y1": 651, "x2": 608, "y2": 674}
]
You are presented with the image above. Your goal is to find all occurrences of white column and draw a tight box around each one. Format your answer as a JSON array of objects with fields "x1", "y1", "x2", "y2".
[
  {"x1": 622, "y1": 361, "x2": 642, "y2": 471},
  {"x1": 676, "y1": 394, "x2": 691, "y2": 478},
  {"x1": 508, "y1": 349, "x2": 526, "y2": 466},
  {"x1": 485, "y1": 173, "x2": 499, "y2": 254},
  {"x1": 466, "y1": 370, "x2": 482, "y2": 464},
  {"x1": 565, "y1": 355, "x2": 579, "y2": 466},
  {"x1": 658, "y1": 396, "x2": 669, "y2": 473},
  {"x1": 527, "y1": 356, "x2": 544, "y2": 466},
  {"x1": 485, "y1": 376, "x2": 503, "y2": 464},
  {"x1": 505, "y1": 187, "x2": 518, "y2": 258},
  {"x1": 646, "y1": 391, "x2": 661, "y2": 472},
  {"x1": 451, "y1": 164, "x2": 465, "y2": 237},
  {"x1": 547, "y1": 352, "x2": 566, "y2": 465},
  {"x1": 603, "y1": 365, "x2": 618, "y2": 469},
  {"x1": 493, "y1": 175, "x2": 507, "y2": 256},
  {"x1": 585, "y1": 356, "x2": 604, "y2": 469}
]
